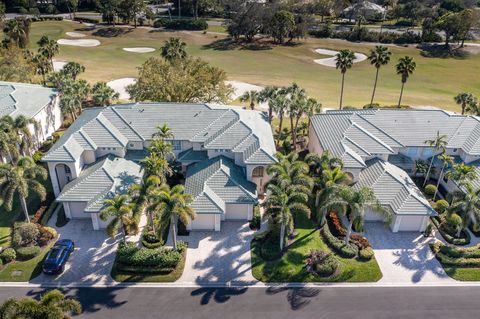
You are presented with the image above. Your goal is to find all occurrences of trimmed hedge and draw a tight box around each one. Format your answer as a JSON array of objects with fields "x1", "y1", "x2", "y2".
[
  {"x1": 16, "y1": 246, "x2": 41, "y2": 260},
  {"x1": 31, "y1": 16, "x2": 64, "y2": 22},
  {"x1": 117, "y1": 241, "x2": 182, "y2": 268},
  {"x1": 431, "y1": 242, "x2": 480, "y2": 267},
  {"x1": 249, "y1": 205, "x2": 261, "y2": 230},
  {"x1": 431, "y1": 216, "x2": 470, "y2": 246},
  {"x1": 74, "y1": 17, "x2": 99, "y2": 24},
  {"x1": 1, "y1": 248, "x2": 16, "y2": 263},
  {"x1": 359, "y1": 247, "x2": 374, "y2": 261},
  {"x1": 154, "y1": 18, "x2": 208, "y2": 30},
  {"x1": 321, "y1": 224, "x2": 358, "y2": 258}
]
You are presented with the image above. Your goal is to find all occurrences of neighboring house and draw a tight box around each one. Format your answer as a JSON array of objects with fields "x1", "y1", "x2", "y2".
[
  {"x1": 42, "y1": 103, "x2": 276, "y2": 231},
  {"x1": 342, "y1": 1, "x2": 387, "y2": 21},
  {"x1": 309, "y1": 109, "x2": 480, "y2": 232},
  {"x1": 0, "y1": 81, "x2": 62, "y2": 162}
]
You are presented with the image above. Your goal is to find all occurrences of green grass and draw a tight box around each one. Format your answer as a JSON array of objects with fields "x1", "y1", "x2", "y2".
[
  {"x1": 0, "y1": 242, "x2": 53, "y2": 282},
  {"x1": 251, "y1": 213, "x2": 382, "y2": 282},
  {"x1": 443, "y1": 267, "x2": 480, "y2": 281},
  {"x1": 110, "y1": 249, "x2": 187, "y2": 282},
  {"x1": 207, "y1": 25, "x2": 227, "y2": 33},
  {"x1": 28, "y1": 20, "x2": 480, "y2": 111}
]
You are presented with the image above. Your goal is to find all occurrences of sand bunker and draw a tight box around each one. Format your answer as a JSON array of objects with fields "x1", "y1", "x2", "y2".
[
  {"x1": 314, "y1": 48, "x2": 367, "y2": 67},
  {"x1": 226, "y1": 80, "x2": 269, "y2": 111},
  {"x1": 107, "y1": 78, "x2": 136, "y2": 100},
  {"x1": 53, "y1": 61, "x2": 67, "y2": 72},
  {"x1": 66, "y1": 32, "x2": 86, "y2": 38},
  {"x1": 123, "y1": 47, "x2": 156, "y2": 53},
  {"x1": 57, "y1": 39, "x2": 100, "y2": 47}
]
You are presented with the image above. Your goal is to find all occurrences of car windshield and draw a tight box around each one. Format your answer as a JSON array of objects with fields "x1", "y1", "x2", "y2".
[{"x1": 48, "y1": 247, "x2": 63, "y2": 260}]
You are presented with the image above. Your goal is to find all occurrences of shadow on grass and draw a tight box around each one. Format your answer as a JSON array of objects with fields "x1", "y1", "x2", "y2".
[
  {"x1": 92, "y1": 27, "x2": 133, "y2": 37},
  {"x1": 202, "y1": 38, "x2": 273, "y2": 51},
  {"x1": 419, "y1": 44, "x2": 469, "y2": 59},
  {"x1": 265, "y1": 286, "x2": 320, "y2": 310},
  {"x1": 190, "y1": 287, "x2": 248, "y2": 305}
]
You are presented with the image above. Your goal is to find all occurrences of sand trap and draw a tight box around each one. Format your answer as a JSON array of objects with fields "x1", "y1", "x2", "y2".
[
  {"x1": 66, "y1": 32, "x2": 86, "y2": 38},
  {"x1": 57, "y1": 39, "x2": 100, "y2": 47},
  {"x1": 107, "y1": 78, "x2": 136, "y2": 100},
  {"x1": 53, "y1": 60, "x2": 67, "y2": 72},
  {"x1": 225, "y1": 80, "x2": 269, "y2": 111},
  {"x1": 314, "y1": 48, "x2": 367, "y2": 67},
  {"x1": 123, "y1": 47, "x2": 156, "y2": 53}
]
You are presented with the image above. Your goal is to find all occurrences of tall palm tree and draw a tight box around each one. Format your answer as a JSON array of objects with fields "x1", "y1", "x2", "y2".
[
  {"x1": 335, "y1": 49, "x2": 355, "y2": 110},
  {"x1": 141, "y1": 153, "x2": 173, "y2": 183},
  {"x1": 423, "y1": 131, "x2": 448, "y2": 186},
  {"x1": 4, "y1": 18, "x2": 30, "y2": 48},
  {"x1": 258, "y1": 86, "x2": 281, "y2": 123},
  {"x1": 367, "y1": 45, "x2": 391, "y2": 106},
  {"x1": 454, "y1": 92, "x2": 477, "y2": 115},
  {"x1": 434, "y1": 152, "x2": 454, "y2": 200},
  {"x1": 0, "y1": 289, "x2": 81, "y2": 319},
  {"x1": 305, "y1": 151, "x2": 343, "y2": 177},
  {"x1": 271, "y1": 93, "x2": 290, "y2": 148},
  {"x1": 37, "y1": 35, "x2": 59, "y2": 69},
  {"x1": 450, "y1": 182, "x2": 480, "y2": 238},
  {"x1": 100, "y1": 194, "x2": 135, "y2": 242},
  {"x1": 62, "y1": 62, "x2": 86, "y2": 80},
  {"x1": 149, "y1": 184, "x2": 195, "y2": 250},
  {"x1": 263, "y1": 183, "x2": 311, "y2": 251},
  {"x1": 267, "y1": 152, "x2": 313, "y2": 192},
  {"x1": 1, "y1": 115, "x2": 35, "y2": 158},
  {"x1": 33, "y1": 53, "x2": 52, "y2": 85},
  {"x1": 395, "y1": 56, "x2": 416, "y2": 108},
  {"x1": 445, "y1": 163, "x2": 477, "y2": 188},
  {"x1": 92, "y1": 81, "x2": 119, "y2": 107},
  {"x1": 0, "y1": 157, "x2": 47, "y2": 222},
  {"x1": 305, "y1": 97, "x2": 322, "y2": 133},
  {"x1": 239, "y1": 90, "x2": 260, "y2": 110},
  {"x1": 129, "y1": 175, "x2": 161, "y2": 232},
  {"x1": 161, "y1": 37, "x2": 187, "y2": 63}
]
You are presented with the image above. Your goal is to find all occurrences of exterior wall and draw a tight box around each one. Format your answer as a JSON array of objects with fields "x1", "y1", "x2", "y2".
[
  {"x1": 95, "y1": 147, "x2": 126, "y2": 159},
  {"x1": 127, "y1": 141, "x2": 143, "y2": 150},
  {"x1": 82, "y1": 151, "x2": 96, "y2": 165},
  {"x1": 246, "y1": 165, "x2": 269, "y2": 194},
  {"x1": 225, "y1": 204, "x2": 253, "y2": 220},
  {"x1": 187, "y1": 213, "x2": 219, "y2": 231},
  {"x1": 308, "y1": 125, "x2": 324, "y2": 154},
  {"x1": 364, "y1": 207, "x2": 384, "y2": 221},
  {"x1": 391, "y1": 215, "x2": 428, "y2": 232},
  {"x1": 66, "y1": 202, "x2": 89, "y2": 219},
  {"x1": 49, "y1": 162, "x2": 76, "y2": 196},
  {"x1": 31, "y1": 97, "x2": 62, "y2": 148},
  {"x1": 207, "y1": 149, "x2": 235, "y2": 160}
]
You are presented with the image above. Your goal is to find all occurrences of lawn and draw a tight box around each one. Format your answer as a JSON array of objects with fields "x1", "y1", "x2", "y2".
[
  {"x1": 251, "y1": 212, "x2": 383, "y2": 282},
  {"x1": 28, "y1": 20, "x2": 480, "y2": 111},
  {"x1": 443, "y1": 267, "x2": 480, "y2": 281}
]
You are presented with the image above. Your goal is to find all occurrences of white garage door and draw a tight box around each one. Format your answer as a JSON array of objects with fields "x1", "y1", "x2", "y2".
[
  {"x1": 365, "y1": 207, "x2": 384, "y2": 221},
  {"x1": 225, "y1": 204, "x2": 250, "y2": 220},
  {"x1": 68, "y1": 202, "x2": 89, "y2": 219},
  {"x1": 190, "y1": 214, "x2": 216, "y2": 230},
  {"x1": 395, "y1": 216, "x2": 426, "y2": 232}
]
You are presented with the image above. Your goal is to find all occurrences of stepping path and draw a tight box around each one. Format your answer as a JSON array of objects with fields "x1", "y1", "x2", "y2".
[
  {"x1": 57, "y1": 39, "x2": 101, "y2": 47},
  {"x1": 123, "y1": 47, "x2": 156, "y2": 53},
  {"x1": 66, "y1": 31, "x2": 86, "y2": 38},
  {"x1": 313, "y1": 48, "x2": 367, "y2": 67},
  {"x1": 107, "y1": 78, "x2": 136, "y2": 100}
]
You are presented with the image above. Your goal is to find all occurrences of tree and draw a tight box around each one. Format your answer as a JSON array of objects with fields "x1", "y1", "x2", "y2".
[
  {"x1": 367, "y1": 45, "x2": 391, "y2": 106},
  {"x1": 3, "y1": 17, "x2": 31, "y2": 48},
  {"x1": 97, "y1": 0, "x2": 121, "y2": 26},
  {"x1": 33, "y1": 53, "x2": 51, "y2": 85},
  {"x1": 37, "y1": 35, "x2": 58, "y2": 69},
  {"x1": 0, "y1": 157, "x2": 47, "y2": 222},
  {"x1": 148, "y1": 184, "x2": 195, "y2": 250},
  {"x1": 413, "y1": 160, "x2": 429, "y2": 178},
  {"x1": 435, "y1": 12, "x2": 463, "y2": 48},
  {"x1": 434, "y1": 152, "x2": 454, "y2": 200},
  {"x1": 153, "y1": 123, "x2": 174, "y2": 140},
  {"x1": 92, "y1": 81, "x2": 119, "y2": 107},
  {"x1": 458, "y1": 9, "x2": 480, "y2": 47},
  {"x1": 305, "y1": 97, "x2": 322, "y2": 133},
  {"x1": 454, "y1": 92, "x2": 477, "y2": 115},
  {"x1": 160, "y1": 37, "x2": 187, "y2": 63},
  {"x1": 130, "y1": 175, "x2": 161, "y2": 232},
  {"x1": 450, "y1": 182, "x2": 480, "y2": 237},
  {"x1": 286, "y1": 84, "x2": 309, "y2": 151},
  {"x1": 445, "y1": 163, "x2": 477, "y2": 189},
  {"x1": 395, "y1": 56, "x2": 416, "y2": 108},
  {"x1": 258, "y1": 86, "x2": 282, "y2": 123},
  {"x1": 1, "y1": 115, "x2": 36, "y2": 158},
  {"x1": 100, "y1": 194, "x2": 135, "y2": 242},
  {"x1": 239, "y1": 90, "x2": 260, "y2": 110},
  {"x1": 226, "y1": 2, "x2": 264, "y2": 42},
  {"x1": 267, "y1": 152, "x2": 313, "y2": 196},
  {"x1": 267, "y1": 10, "x2": 296, "y2": 44},
  {"x1": 423, "y1": 131, "x2": 448, "y2": 186},
  {"x1": 335, "y1": 49, "x2": 355, "y2": 110},
  {"x1": 0, "y1": 289, "x2": 81, "y2": 319},
  {"x1": 0, "y1": 45, "x2": 36, "y2": 83},
  {"x1": 62, "y1": 62, "x2": 85, "y2": 80},
  {"x1": 58, "y1": 78, "x2": 91, "y2": 120},
  {"x1": 127, "y1": 57, "x2": 233, "y2": 103}
]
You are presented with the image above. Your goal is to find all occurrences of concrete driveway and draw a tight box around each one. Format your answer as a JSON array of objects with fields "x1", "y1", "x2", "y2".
[
  {"x1": 364, "y1": 223, "x2": 454, "y2": 284},
  {"x1": 32, "y1": 219, "x2": 118, "y2": 285},
  {"x1": 174, "y1": 221, "x2": 258, "y2": 285}
]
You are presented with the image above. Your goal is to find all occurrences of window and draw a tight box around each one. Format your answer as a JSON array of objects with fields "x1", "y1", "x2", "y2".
[
  {"x1": 170, "y1": 140, "x2": 181, "y2": 151},
  {"x1": 252, "y1": 166, "x2": 264, "y2": 178},
  {"x1": 64, "y1": 166, "x2": 71, "y2": 174}
]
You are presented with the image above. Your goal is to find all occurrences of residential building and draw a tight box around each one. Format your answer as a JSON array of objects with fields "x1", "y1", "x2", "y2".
[{"x1": 42, "y1": 103, "x2": 276, "y2": 231}]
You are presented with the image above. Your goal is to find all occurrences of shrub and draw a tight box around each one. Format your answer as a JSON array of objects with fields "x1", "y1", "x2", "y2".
[
  {"x1": 176, "y1": 240, "x2": 187, "y2": 253},
  {"x1": 73, "y1": 17, "x2": 99, "y2": 24},
  {"x1": 445, "y1": 213, "x2": 463, "y2": 233},
  {"x1": 359, "y1": 247, "x2": 375, "y2": 261},
  {"x1": 350, "y1": 234, "x2": 370, "y2": 250},
  {"x1": 306, "y1": 249, "x2": 339, "y2": 277},
  {"x1": 32, "y1": 151, "x2": 44, "y2": 162},
  {"x1": 117, "y1": 242, "x2": 182, "y2": 268},
  {"x1": 40, "y1": 203, "x2": 58, "y2": 226},
  {"x1": 43, "y1": 227, "x2": 58, "y2": 238},
  {"x1": 424, "y1": 184, "x2": 437, "y2": 196},
  {"x1": 16, "y1": 246, "x2": 41, "y2": 260},
  {"x1": 249, "y1": 206, "x2": 261, "y2": 230},
  {"x1": 424, "y1": 223, "x2": 433, "y2": 237},
  {"x1": 1, "y1": 248, "x2": 16, "y2": 263},
  {"x1": 431, "y1": 216, "x2": 470, "y2": 245},
  {"x1": 327, "y1": 211, "x2": 346, "y2": 237},
  {"x1": 436, "y1": 200, "x2": 449, "y2": 213},
  {"x1": 321, "y1": 224, "x2": 358, "y2": 258},
  {"x1": 431, "y1": 242, "x2": 480, "y2": 267},
  {"x1": 12, "y1": 223, "x2": 40, "y2": 247},
  {"x1": 143, "y1": 231, "x2": 160, "y2": 244},
  {"x1": 31, "y1": 206, "x2": 47, "y2": 224},
  {"x1": 37, "y1": 225, "x2": 56, "y2": 246},
  {"x1": 158, "y1": 19, "x2": 208, "y2": 30}
]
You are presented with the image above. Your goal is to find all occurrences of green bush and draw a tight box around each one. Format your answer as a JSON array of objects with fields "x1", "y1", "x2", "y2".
[
  {"x1": 155, "y1": 18, "x2": 208, "y2": 30},
  {"x1": 359, "y1": 247, "x2": 375, "y2": 261},
  {"x1": 40, "y1": 202, "x2": 58, "y2": 226},
  {"x1": 142, "y1": 231, "x2": 161, "y2": 244},
  {"x1": 431, "y1": 242, "x2": 480, "y2": 267},
  {"x1": 424, "y1": 184, "x2": 437, "y2": 196},
  {"x1": 249, "y1": 206, "x2": 261, "y2": 230},
  {"x1": 32, "y1": 151, "x2": 44, "y2": 162},
  {"x1": 16, "y1": 246, "x2": 41, "y2": 260},
  {"x1": 307, "y1": 249, "x2": 339, "y2": 277},
  {"x1": 74, "y1": 17, "x2": 99, "y2": 24},
  {"x1": 117, "y1": 242, "x2": 182, "y2": 268},
  {"x1": 12, "y1": 223, "x2": 40, "y2": 247},
  {"x1": 1, "y1": 248, "x2": 16, "y2": 263},
  {"x1": 321, "y1": 225, "x2": 358, "y2": 258},
  {"x1": 435, "y1": 200, "x2": 449, "y2": 213},
  {"x1": 432, "y1": 216, "x2": 470, "y2": 245},
  {"x1": 142, "y1": 240, "x2": 164, "y2": 249},
  {"x1": 176, "y1": 240, "x2": 187, "y2": 253}
]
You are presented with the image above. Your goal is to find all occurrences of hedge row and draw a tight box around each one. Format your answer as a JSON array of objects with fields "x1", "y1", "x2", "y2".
[
  {"x1": 431, "y1": 242, "x2": 480, "y2": 268},
  {"x1": 16, "y1": 246, "x2": 41, "y2": 261},
  {"x1": 153, "y1": 18, "x2": 208, "y2": 30},
  {"x1": 431, "y1": 217, "x2": 470, "y2": 246},
  {"x1": 321, "y1": 224, "x2": 358, "y2": 259},
  {"x1": 31, "y1": 16, "x2": 63, "y2": 22},
  {"x1": 117, "y1": 241, "x2": 183, "y2": 269},
  {"x1": 74, "y1": 17, "x2": 99, "y2": 24}
]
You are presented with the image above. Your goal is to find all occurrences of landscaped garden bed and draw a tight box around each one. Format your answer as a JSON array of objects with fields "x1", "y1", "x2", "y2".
[
  {"x1": 431, "y1": 242, "x2": 480, "y2": 281},
  {"x1": 431, "y1": 216, "x2": 470, "y2": 246}
]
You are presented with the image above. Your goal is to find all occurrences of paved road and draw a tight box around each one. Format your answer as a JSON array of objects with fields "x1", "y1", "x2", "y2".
[{"x1": 1, "y1": 286, "x2": 479, "y2": 318}]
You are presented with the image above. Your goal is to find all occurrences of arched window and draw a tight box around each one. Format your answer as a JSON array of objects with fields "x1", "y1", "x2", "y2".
[
  {"x1": 252, "y1": 166, "x2": 264, "y2": 178},
  {"x1": 64, "y1": 165, "x2": 71, "y2": 174}
]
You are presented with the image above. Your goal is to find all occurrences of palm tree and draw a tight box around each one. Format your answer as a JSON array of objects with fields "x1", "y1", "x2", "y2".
[
  {"x1": 148, "y1": 184, "x2": 195, "y2": 250},
  {"x1": 305, "y1": 151, "x2": 343, "y2": 177},
  {"x1": 92, "y1": 81, "x2": 119, "y2": 107},
  {"x1": 141, "y1": 153, "x2": 173, "y2": 183},
  {"x1": 100, "y1": 194, "x2": 135, "y2": 242},
  {"x1": 450, "y1": 182, "x2": 480, "y2": 238},
  {"x1": 335, "y1": 49, "x2": 355, "y2": 110},
  {"x1": 395, "y1": 56, "x2": 416, "y2": 108},
  {"x1": 454, "y1": 92, "x2": 477, "y2": 115},
  {"x1": 434, "y1": 152, "x2": 454, "y2": 200},
  {"x1": 413, "y1": 160, "x2": 429, "y2": 178},
  {"x1": 423, "y1": 131, "x2": 448, "y2": 186},
  {"x1": 33, "y1": 53, "x2": 52, "y2": 85},
  {"x1": 263, "y1": 183, "x2": 311, "y2": 251},
  {"x1": 62, "y1": 62, "x2": 86, "y2": 80},
  {"x1": 267, "y1": 152, "x2": 314, "y2": 192},
  {"x1": 368, "y1": 45, "x2": 391, "y2": 106},
  {"x1": 161, "y1": 37, "x2": 187, "y2": 63},
  {"x1": 1, "y1": 115, "x2": 35, "y2": 158},
  {"x1": 153, "y1": 123, "x2": 174, "y2": 140},
  {"x1": 0, "y1": 289, "x2": 81, "y2": 319},
  {"x1": 130, "y1": 175, "x2": 161, "y2": 232},
  {"x1": 239, "y1": 90, "x2": 260, "y2": 110},
  {"x1": 445, "y1": 163, "x2": 477, "y2": 188},
  {"x1": 271, "y1": 93, "x2": 290, "y2": 148},
  {"x1": 258, "y1": 86, "x2": 281, "y2": 123},
  {"x1": 37, "y1": 35, "x2": 59, "y2": 69},
  {"x1": 306, "y1": 97, "x2": 322, "y2": 132},
  {"x1": 0, "y1": 157, "x2": 47, "y2": 222},
  {"x1": 4, "y1": 18, "x2": 30, "y2": 48}
]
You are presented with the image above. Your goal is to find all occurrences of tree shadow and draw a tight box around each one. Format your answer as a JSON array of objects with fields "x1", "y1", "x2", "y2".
[
  {"x1": 202, "y1": 38, "x2": 272, "y2": 51},
  {"x1": 419, "y1": 44, "x2": 469, "y2": 59},
  {"x1": 92, "y1": 27, "x2": 133, "y2": 38},
  {"x1": 265, "y1": 286, "x2": 320, "y2": 310},
  {"x1": 190, "y1": 287, "x2": 248, "y2": 305}
]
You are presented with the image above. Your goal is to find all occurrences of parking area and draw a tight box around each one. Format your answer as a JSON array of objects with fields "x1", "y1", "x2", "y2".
[
  {"x1": 365, "y1": 223, "x2": 454, "y2": 284},
  {"x1": 32, "y1": 219, "x2": 118, "y2": 285}
]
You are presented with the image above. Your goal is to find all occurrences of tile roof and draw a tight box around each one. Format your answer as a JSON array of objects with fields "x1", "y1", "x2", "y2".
[{"x1": 185, "y1": 156, "x2": 257, "y2": 215}]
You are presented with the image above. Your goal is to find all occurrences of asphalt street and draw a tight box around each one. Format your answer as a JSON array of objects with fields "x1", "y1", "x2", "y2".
[{"x1": 0, "y1": 286, "x2": 478, "y2": 319}]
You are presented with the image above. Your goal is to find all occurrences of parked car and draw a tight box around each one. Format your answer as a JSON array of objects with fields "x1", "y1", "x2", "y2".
[{"x1": 42, "y1": 239, "x2": 75, "y2": 275}]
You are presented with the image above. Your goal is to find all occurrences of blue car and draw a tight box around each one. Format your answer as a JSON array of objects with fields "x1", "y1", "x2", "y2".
[{"x1": 43, "y1": 239, "x2": 75, "y2": 275}]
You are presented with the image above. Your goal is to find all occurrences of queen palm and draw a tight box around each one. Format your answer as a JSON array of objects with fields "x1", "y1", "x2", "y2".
[
  {"x1": 396, "y1": 56, "x2": 416, "y2": 108},
  {"x1": 433, "y1": 152, "x2": 454, "y2": 200},
  {"x1": 92, "y1": 81, "x2": 119, "y2": 107},
  {"x1": 100, "y1": 194, "x2": 135, "y2": 242},
  {"x1": 141, "y1": 153, "x2": 173, "y2": 182},
  {"x1": 1, "y1": 115, "x2": 36, "y2": 157},
  {"x1": 423, "y1": 131, "x2": 448, "y2": 186},
  {"x1": 0, "y1": 289, "x2": 81, "y2": 319},
  {"x1": 445, "y1": 163, "x2": 477, "y2": 188},
  {"x1": 271, "y1": 93, "x2": 290, "y2": 148},
  {"x1": 454, "y1": 92, "x2": 477, "y2": 115},
  {"x1": 129, "y1": 175, "x2": 161, "y2": 232},
  {"x1": 240, "y1": 90, "x2": 260, "y2": 110},
  {"x1": 0, "y1": 130, "x2": 19, "y2": 163},
  {"x1": 161, "y1": 37, "x2": 187, "y2": 62},
  {"x1": 335, "y1": 49, "x2": 355, "y2": 110},
  {"x1": 368, "y1": 45, "x2": 391, "y2": 106},
  {"x1": 149, "y1": 184, "x2": 195, "y2": 250},
  {"x1": 450, "y1": 182, "x2": 480, "y2": 238},
  {"x1": 0, "y1": 157, "x2": 47, "y2": 222},
  {"x1": 267, "y1": 152, "x2": 313, "y2": 191},
  {"x1": 305, "y1": 151, "x2": 343, "y2": 177}
]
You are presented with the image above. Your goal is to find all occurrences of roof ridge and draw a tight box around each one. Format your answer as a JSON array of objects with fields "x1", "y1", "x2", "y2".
[
  {"x1": 78, "y1": 129, "x2": 96, "y2": 149},
  {"x1": 351, "y1": 122, "x2": 394, "y2": 153},
  {"x1": 95, "y1": 115, "x2": 127, "y2": 146},
  {"x1": 343, "y1": 136, "x2": 372, "y2": 156},
  {"x1": 382, "y1": 162, "x2": 429, "y2": 206},
  {"x1": 111, "y1": 106, "x2": 145, "y2": 141},
  {"x1": 355, "y1": 113, "x2": 404, "y2": 146},
  {"x1": 203, "y1": 112, "x2": 239, "y2": 146},
  {"x1": 217, "y1": 167, "x2": 257, "y2": 200}
]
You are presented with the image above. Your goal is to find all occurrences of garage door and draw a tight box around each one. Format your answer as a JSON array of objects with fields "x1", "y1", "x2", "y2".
[
  {"x1": 190, "y1": 214, "x2": 216, "y2": 230},
  {"x1": 225, "y1": 204, "x2": 250, "y2": 220},
  {"x1": 68, "y1": 202, "x2": 89, "y2": 219},
  {"x1": 395, "y1": 216, "x2": 426, "y2": 232},
  {"x1": 365, "y1": 207, "x2": 384, "y2": 221}
]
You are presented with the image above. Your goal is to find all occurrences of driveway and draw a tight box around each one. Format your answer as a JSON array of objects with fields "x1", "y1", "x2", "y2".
[
  {"x1": 32, "y1": 219, "x2": 118, "y2": 286},
  {"x1": 173, "y1": 221, "x2": 258, "y2": 285},
  {"x1": 364, "y1": 223, "x2": 454, "y2": 284}
]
